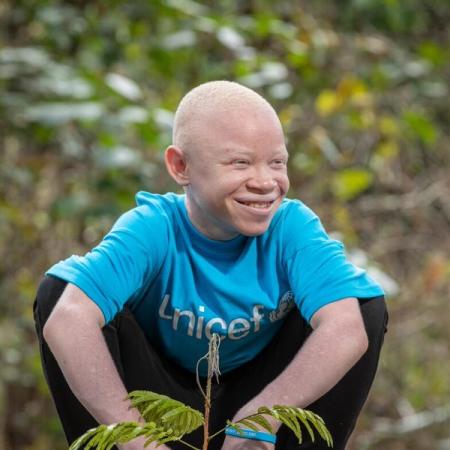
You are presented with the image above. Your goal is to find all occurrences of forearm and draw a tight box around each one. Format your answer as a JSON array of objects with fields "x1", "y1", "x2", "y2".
[
  {"x1": 44, "y1": 310, "x2": 141, "y2": 425},
  {"x1": 233, "y1": 299, "x2": 368, "y2": 432},
  {"x1": 43, "y1": 283, "x2": 142, "y2": 426},
  {"x1": 43, "y1": 285, "x2": 171, "y2": 450},
  {"x1": 221, "y1": 321, "x2": 366, "y2": 450}
]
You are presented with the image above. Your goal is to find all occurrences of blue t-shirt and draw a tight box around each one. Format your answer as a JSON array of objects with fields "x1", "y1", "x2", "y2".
[{"x1": 47, "y1": 192, "x2": 384, "y2": 375}]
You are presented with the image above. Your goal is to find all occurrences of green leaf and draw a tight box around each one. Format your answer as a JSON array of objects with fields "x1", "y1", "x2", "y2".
[
  {"x1": 69, "y1": 427, "x2": 100, "y2": 450},
  {"x1": 243, "y1": 414, "x2": 274, "y2": 433},
  {"x1": 277, "y1": 407, "x2": 301, "y2": 441},
  {"x1": 230, "y1": 405, "x2": 332, "y2": 447},
  {"x1": 23, "y1": 102, "x2": 104, "y2": 125},
  {"x1": 105, "y1": 73, "x2": 142, "y2": 101},
  {"x1": 403, "y1": 111, "x2": 437, "y2": 145},
  {"x1": 332, "y1": 168, "x2": 374, "y2": 201},
  {"x1": 127, "y1": 390, "x2": 204, "y2": 435},
  {"x1": 68, "y1": 422, "x2": 179, "y2": 450},
  {"x1": 225, "y1": 421, "x2": 246, "y2": 435},
  {"x1": 165, "y1": 0, "x2": 208, "y2": 16},
  {"x1": 315, "y1": 89, "x2": 342, "y2": 116},
  {"x1": 418, "y1": 41, "x2": 447, "y2": 67},
  {"x1": 294, "y1": 410, "x2": 315, "y2": 442},
  {"x1": 305, "y1": 410, "x2": 333, "y2": 447},
  {"x1": 236, "y1": 419, "x2": 260, "y2": 431}
]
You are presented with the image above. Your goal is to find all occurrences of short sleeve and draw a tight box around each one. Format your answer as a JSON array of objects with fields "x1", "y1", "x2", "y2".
[
  {"x1": 46, "y1": 204, "x2": 169, "y2": 323},
  {"x1": 281, "y1": 201, "x2": 384, "y2": 322}
]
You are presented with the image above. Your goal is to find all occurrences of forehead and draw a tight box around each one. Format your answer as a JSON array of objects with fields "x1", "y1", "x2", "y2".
[{"x1": 200, "y1": 106, "x2": 286, "y2": 152}]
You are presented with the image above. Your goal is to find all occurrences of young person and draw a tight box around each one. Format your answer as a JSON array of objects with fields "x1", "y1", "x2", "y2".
[{"x1": 34, "y1": 81, "x2": 387, "y2": 450}]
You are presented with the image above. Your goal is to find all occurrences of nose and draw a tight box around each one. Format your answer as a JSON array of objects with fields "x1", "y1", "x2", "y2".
[{"x1": 246, "y1": 168, "x2": 277, "y2": 192}]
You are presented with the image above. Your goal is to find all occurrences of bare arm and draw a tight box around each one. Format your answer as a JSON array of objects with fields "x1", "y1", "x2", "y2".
[
  {"x1": 223, "y1": 298, "x2": 368, "y2": 449},
  {"x1": 43, "y1": 283, "x2": 165, "y2": 450}
]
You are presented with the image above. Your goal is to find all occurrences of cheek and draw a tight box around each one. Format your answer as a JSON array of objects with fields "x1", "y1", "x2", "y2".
[
  {"x1": 220, "y1": 173, "x2": 246, "y2": 190},
  {"x1": 277, "y1": 173, "x2": 290, "y2": 194}
]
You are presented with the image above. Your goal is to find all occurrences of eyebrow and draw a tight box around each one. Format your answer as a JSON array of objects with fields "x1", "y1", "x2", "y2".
[
  {"x1": 222, "y1": 148, "x2": 252, "y2": 157},
  {"x1": 222, "y1": 147, "x2": 289, "y2": 158}
]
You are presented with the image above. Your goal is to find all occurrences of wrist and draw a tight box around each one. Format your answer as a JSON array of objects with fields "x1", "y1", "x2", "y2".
[
  {"x1": 223, "y1": 434, "x2": 275, "y2": 450},
  {"x1": 233, "y1": 405, "x2": 280, "y2": 434},
  {"x1": 225, "y1": 426, "x2": 276, "y2": 444}
]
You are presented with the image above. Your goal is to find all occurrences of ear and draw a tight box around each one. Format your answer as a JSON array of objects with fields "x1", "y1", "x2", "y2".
[{"x1": 165, "y1": 145, "x2": 190, "y2": 186}]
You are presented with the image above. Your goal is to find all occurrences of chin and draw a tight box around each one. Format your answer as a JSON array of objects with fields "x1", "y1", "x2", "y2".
[{"x1": 239, "y1": 223, "x2": 271, "y2": 237}]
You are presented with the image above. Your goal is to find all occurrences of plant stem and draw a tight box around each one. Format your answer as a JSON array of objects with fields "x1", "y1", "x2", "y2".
[
  {"x1": 196, "y1": 333, "x2": 220, "y2": 450},
  {"x1": 201, "y1": 333, "x2": 220, "y2": 450},
  {"x1": 207, "y1": 427, "x2": 226, "y2": 442},
  {"x1": 178, "y1": 440, "x2": 201, "y2": 450},
  {"x1": 202, "y1": 372, "x2": 212, "y2": 450}
]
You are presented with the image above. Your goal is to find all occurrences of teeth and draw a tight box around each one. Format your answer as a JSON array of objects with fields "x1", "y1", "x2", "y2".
[{"x1": 243, "y1": 202, "x2": 271, "y2": 208}]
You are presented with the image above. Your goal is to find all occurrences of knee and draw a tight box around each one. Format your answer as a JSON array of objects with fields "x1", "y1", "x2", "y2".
[
  {"x1": 34, "y1": 275, "x2": 68, "y2": 327},
  {"x1": 359, "y1": 296, "x2": 388, "y2": 347}
]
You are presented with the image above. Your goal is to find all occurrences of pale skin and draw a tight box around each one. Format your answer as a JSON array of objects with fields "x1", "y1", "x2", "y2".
[
  {"x1": 43, "y1": 285, "x2": 155, "y2": 450},
  {"x1": 43, "y1": 82, "x2": 369, "y2": 450},
  {"x1": 221, "y1": 298, "x2": 367, "y2": 450}
]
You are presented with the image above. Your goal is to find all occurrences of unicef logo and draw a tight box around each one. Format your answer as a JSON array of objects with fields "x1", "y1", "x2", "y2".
[{"x1": 269, "y1": 291, "x2": 295, "y2": 322}]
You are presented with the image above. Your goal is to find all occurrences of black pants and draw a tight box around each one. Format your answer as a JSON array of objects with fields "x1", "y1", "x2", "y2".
[{"x1": 34, "y1": 275, "x2": 388, "y2": 450}]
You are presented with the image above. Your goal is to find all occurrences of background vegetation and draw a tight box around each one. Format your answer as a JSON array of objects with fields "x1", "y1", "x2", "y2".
[{"x1": 1, "y1": 1, "x2": 449, "y2": 449}]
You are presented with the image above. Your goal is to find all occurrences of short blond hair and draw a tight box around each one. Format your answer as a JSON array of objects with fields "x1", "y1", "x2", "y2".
[{"x1": 173, "y1": 81, "x2": 276, "y2": 152}]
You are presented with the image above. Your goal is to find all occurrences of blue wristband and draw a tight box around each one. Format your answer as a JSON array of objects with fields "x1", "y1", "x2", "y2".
[{"x1": 225, "y1": 426, "x2": 277, "y2": 444}]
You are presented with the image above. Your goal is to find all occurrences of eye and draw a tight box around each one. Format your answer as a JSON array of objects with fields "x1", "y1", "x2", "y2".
[
  {"x1": 271, "y1": 159, "x2": 287, "y2": 167},
  {"x1": 232, "y1": 159, "x2": 250, "y2": 168}
]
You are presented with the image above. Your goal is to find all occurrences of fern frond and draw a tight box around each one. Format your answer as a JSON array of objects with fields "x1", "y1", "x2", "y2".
[
  {"x1": 230, "y1": 405, "x2": 333, "y2": 447},
  {"x1": 69, "y1": 427, "x2": 100, "y2": 450},
  {"x1": 236, "y1": 419, "x2": 260, "y2": 431},
  {"x1": 224, "y1": 421, "x2": 246, "y2": 435},
  {"x1": 304, "y1": 409, "x2": 333, "y2": 447},
  {"x1": 245, "y1": 414, "x2": 274, "y2": 434},
  {"x1": 128, "y1": 390, "x2": 204, "y2": 436},
  {"x1": 277, "y1": 407, "x2": 302, "y2": 441},
  {"x1": 292, "y1": 408, "x2": 314, "y2": 442},
  {"x1": 68, "y1": 421, "x2": 182, "y2": 450}
]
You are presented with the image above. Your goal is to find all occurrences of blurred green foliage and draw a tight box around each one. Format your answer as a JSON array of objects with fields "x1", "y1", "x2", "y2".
[{"x1": 1, "y1": 1, "x2": 449, "y2": 449}]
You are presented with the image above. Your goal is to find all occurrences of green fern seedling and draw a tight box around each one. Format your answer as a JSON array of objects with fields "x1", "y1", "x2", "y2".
[{"x1": 69, "y1": 334, "x2": 333, "y2": 450}]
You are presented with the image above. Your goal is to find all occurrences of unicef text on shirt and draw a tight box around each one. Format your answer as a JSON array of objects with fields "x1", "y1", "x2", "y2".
[{"x1": 158, "y1": 295, "x2": 265, "y2": 340}]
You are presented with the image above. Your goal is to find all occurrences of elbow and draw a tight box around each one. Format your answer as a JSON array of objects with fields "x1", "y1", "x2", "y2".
[
  {"x1": 350, "y1": 320, "x2": 369, "y2": 361},
  {"x1": 43, "y1": 309, "x2": 65, "y2": 348},
  {"x1": 333, "y1": 317, "x2": 369, "y2": 362},
  {"x1": 43, "y1": 289, "x2": 104, "y2": 347},
  {"x1": 356, "y1": 326, "x2": 369, "y2": 358},
  {"x1": 43, "y1": 303, "x2": 80, "y2": 348}
]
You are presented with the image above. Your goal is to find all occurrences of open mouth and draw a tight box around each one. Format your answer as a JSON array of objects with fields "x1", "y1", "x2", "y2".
[{"x1": 235, "y1": 200, "x2": 275, "y2": 209}]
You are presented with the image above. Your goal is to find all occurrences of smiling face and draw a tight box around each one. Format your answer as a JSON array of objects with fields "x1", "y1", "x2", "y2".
[{"x1": 166, "y1": 81, "x2": 290, "y2": 240}]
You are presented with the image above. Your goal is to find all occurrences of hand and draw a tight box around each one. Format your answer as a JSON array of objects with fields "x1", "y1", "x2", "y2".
[{"x1": 221, "y1": 435, "x2": 275, "y2": 450}]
